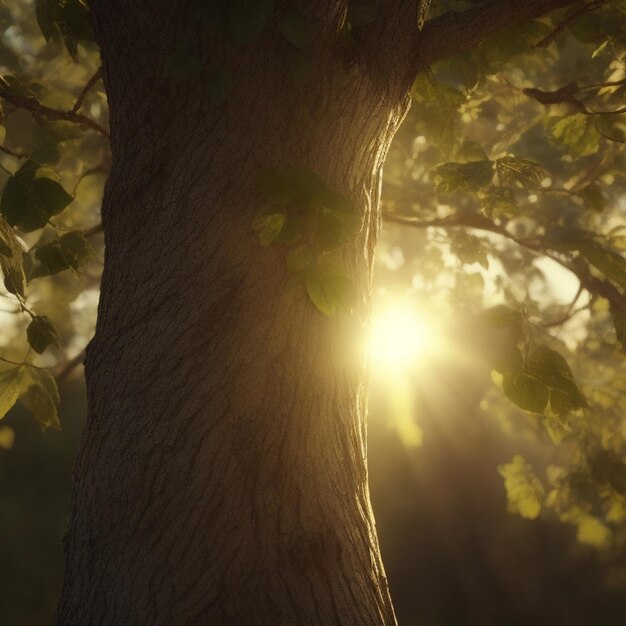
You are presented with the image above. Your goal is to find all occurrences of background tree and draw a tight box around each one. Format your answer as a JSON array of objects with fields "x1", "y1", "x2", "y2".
[{"x1": 0, "y1": 0, "x2": 624, "y2": 624}]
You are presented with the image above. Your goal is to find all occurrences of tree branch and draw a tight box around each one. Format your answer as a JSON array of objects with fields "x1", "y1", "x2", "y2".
[
  {"x1": 383, "y1": 211, "x2": 626, "y2": 309},
  {"x1": 83, "y1": 222, "x2": 103, "y2": 238},
  {"x1": 71, "y1": 67, "x2": 103, "y2": 114},
  {"x1": 55, "y1": 350, "x2": 85, "y2": 382},
  {"x1": 412, "y1": 0, "x2": 579, "y2": 74},
  {"x1": 534, "y1": 0, "x2": 605, "y2": 48},
  {"x1": 0, "y1": 85, "x2": 109, "y2": 138},
  {"x1": 0, "y1": 144, "x2": 28, "y2": 159}
]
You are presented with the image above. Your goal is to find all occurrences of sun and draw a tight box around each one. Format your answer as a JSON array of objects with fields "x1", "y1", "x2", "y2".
[{"x1": 368, "y1": 297, "x2": 442, "y2": 370}]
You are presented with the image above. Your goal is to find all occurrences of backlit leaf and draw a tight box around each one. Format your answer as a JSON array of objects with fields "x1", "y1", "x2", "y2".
[
  {"x1": 252, "y1": 213, "x2": 286, "y2": 246},
  {"x1": 0, "y1": 368, "x2": 22, "y2": 420},
  {"x1": 502, "y1": 370, "x2": 549, "y2": 414},
  {"x1": 18, "y1": 365, "x2": 60, "y2": 430},
  {"x1": 435, "y1": 160, "x2": 493, "y2": 192},
  {"x1": 481, "y1": 305, "x2": 523, "y2": 328},
  {"x1": 548, "y1": 113, "x2": 601, "y2": 157},
  {"x1": 305, "y1": 266, "x2": 354, "y2": 315},
  {"x1": 495, "y1": 157, "x2": 544, "y2": 189}
]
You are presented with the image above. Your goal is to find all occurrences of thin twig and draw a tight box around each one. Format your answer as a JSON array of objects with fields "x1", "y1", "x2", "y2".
[
  {"x1": 542, "y1": 282, "x2": 585, "y2": 327},
  {"x1": 72, "y1": 163, "x2": 110, "y2": 195},
  {"x1": 0, "y1": 144, "x2": 28, "y2": 159},
  {"x1": 55, "y1": 350, "x2": 85, "y2": 382},
  {"x1": 534, "y1": 0, "x2": 605, "y2": 49},
  {"x1": 578, "y1": 78, "x2": 626, "y2": 93},
  {"x1": 383, "y1": 211, "x2": 626, "y2": 310},
  {"x1": 543, "y1": 302, "x2": 591, "y2": 327},
  {"x1": 83, "y1": 222, "x2": 103, "y2": 238},
  {"x1": 71, "y1": 67, "x2": 103, "y2": 114},
  {"x1": 0, "y1": 86, "x2": 109, "y2": 138}
]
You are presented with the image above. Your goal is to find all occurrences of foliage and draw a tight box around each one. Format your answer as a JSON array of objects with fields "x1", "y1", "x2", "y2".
[
  {"x1": 381, "y1": 0, "x2": 626, "y2": 550},
  {"x1": 0, "y1": 0, "x2": 105, "y2": 430},
  {"x1": 0, "y1": 0, "x2": 625, "y2": 564}
]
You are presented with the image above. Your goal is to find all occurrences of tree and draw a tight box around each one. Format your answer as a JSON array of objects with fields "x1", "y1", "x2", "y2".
[{"x1": 0, "y1": 0, "x2": 624, "y2": 624}]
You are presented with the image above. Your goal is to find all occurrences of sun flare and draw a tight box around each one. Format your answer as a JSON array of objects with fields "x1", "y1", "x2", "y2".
[{"x1": 368, "y1": 298, "x2": 442, "y2": 370}]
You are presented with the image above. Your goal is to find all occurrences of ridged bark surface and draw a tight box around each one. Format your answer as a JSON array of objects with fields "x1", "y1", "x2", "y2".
[{"x1": 56, "y1": 2, "x2": 414, "y2": 624}]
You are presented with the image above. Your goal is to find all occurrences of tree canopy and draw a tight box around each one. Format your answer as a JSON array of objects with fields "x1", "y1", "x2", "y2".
[{"x1": 0, "y1": 0, "x2": 626, "y2": 588}]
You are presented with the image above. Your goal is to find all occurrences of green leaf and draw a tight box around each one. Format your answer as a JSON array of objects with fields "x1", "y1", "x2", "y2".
[
  {"x1": 278, "y1": 12, "x2": 314, "y2": 49},
  {"x1": 0, "y1": 216, "x2": 25, "y2": 297},
  {"x1": 35, "y1": 0, "x2": 56, "y2": 40},
  {"x1": 526, "y1": 345, "x2": 584, "y2": 408},
  {"x1": 62, "y1": 0, "x2": 95, "y2": 46},
  {"x1": 411, "y1": 72, "x2": 465, "y2": 155},
  {"x1": 2, "y1": 175, "x2": 73, "y2": 233},
  {"x1": 579, "y1": 183, "x2": 606, "y2": 212},
  {"x1": 31, "y1": 230, "x2": 90, "y2": 278},
  {"x1": 57, "y1": 231, "x2": 91, "y2": 268},
  {"x1": 451, "y1": 233, "x2": 489, "y2": 268},
  {"x1": 411, "y1": 72, "x2": 465, "y2": 108},
  {"x1": 26, "y1": 315, "x2": 59, "y2": 354},
  {"x1": 435, "y1": 160, "x2": 493, "y2": 192},
  {"x1": 272, "y1": 216, "x2": 301, "y2": 244},
  {"x1": 31, "y1": 138, "x2": 62, "y2": 166},
  {"x1": 252, "y1": 213, "x2": 286, "y2": 246},
  {"x1": 18, "y1": 365, "x2": 60, "y2": 430},
  {"x1": 0, "y1": 176, "x2": 29, "y2": 228},
  {"x1": 0, "y1": 367, "x2": 22, "y2": 420},
  {"x1": 548, "y1": 113, "x2": 601, "y2": 158},
  {"x1": 495, "y1": 157, "x2": 544, "y2": 189},
  {"x1": 502, "y1": 370, "x2": 549, "y2": 413},
  {"x1": 227, "y1": 0, "x2": 273, "y2": 45},
  {"x1": 611, "y1": 302, "x2": 626, "y2": 351},
  {"x1": 25, "y1": 177, "x2": 73, "y2": 225},
  {"x1": 33, "y1": 239, "x2": 71, "y2": 276},
  {"x1": 164, "y1": 52, "x2": 202, "y2": 80},
  {"x1": 305, "y1": 266, "x2": 354, "y2": 315},
  {"x1": 481, "y1": 305, "x2": 523, "y2": 328},
  {"x1": 2, "y1": 265, "x2": 25, "y2": 297},
  {"x1": 0, "y1": 75, "x2": 43, "y2": 101},
  {"x1": 549, "y1": 389, "x2": 579, "y2": 417},
  {"x1": 577, "y1": 240, "x2": 626, "y2": 290},
  {"x1": 481, "y1": 187, "x2": 516, "y2": 219},
  {"x1": 206, "y1": 65, "x2": 231, "y2": 107}
]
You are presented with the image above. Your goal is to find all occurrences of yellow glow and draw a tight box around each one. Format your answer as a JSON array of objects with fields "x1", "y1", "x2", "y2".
[
  {"x1": 367, "y1": 297, "x2": 447, "y2": 448},
  {"x1": 368, "y1": 298, "x2": 442, "y2": 370}
]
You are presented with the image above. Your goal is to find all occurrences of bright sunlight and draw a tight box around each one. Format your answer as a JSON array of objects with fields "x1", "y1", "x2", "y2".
[
  {"x1": 368, "y1": 297, "x2": 443, "y2": 370},
  {"x1": 367, "y1": 296, "x2": 448, "y2": 448}
]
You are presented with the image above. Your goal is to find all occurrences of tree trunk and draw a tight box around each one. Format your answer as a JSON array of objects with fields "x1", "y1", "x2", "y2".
[{"x1": 56, "y1": 2, "x2": 414, "y2": 624}]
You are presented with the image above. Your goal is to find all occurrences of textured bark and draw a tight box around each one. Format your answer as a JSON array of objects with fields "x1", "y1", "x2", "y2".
[{"x1": 56, "y1": 2, "x2": 414, "y2": 624}]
